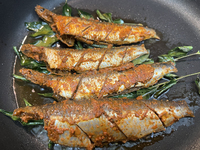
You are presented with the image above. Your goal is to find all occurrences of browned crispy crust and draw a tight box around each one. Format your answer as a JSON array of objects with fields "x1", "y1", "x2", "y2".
[
  {"x1": 35, "y1": 5, "x2": 159, "y2": 47},
  {"x1": 20, "y1": 44, "x2": 148, "y2": 73},
  {"x1": 13, "y1": 98, "x2": 194, "y2": 149},
  {"x1": 19, "y1": 63, "x2": 154, "y2": 100}
]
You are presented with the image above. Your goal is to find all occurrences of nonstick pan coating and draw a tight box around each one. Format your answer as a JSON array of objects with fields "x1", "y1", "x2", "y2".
[{"x1": 0, "y1": 0, "x2": 200, "y2": 150}]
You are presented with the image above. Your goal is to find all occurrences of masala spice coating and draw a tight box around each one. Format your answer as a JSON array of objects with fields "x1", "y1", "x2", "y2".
[
  {"x1": 35, "y1": 5, "x2": 159, "y2": 47},
  {"x1": 13, "y1": 98, "x2": 194, "y2": 149},
  {"x1": 21, "y1": 44, "x2": 148, "y2": 72},
  {"x1": 19, "y1": 62, "x2": 177, "y2": 100}
]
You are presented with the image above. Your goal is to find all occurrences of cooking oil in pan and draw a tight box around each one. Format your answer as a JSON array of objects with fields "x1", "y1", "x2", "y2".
[{"x1": 12, "y1": 3, "x2": 198, "y2": 150}]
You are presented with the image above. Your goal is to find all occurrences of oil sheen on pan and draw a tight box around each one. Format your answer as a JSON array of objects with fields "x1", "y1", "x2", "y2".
[{"x1": 8, "y1": 1, "x2": 200, "y2": 150}]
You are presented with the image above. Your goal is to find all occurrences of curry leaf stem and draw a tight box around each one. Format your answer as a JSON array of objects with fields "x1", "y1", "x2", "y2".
[
  {"x1": 175, "y1": 51, "x2": 200, "y2": 61},
  {"x1": 154, "y1": 71, "x2": 200, "y2": 88},
  {"x1": 175, "y1": 71, "x2": 200, "y2": 80}
]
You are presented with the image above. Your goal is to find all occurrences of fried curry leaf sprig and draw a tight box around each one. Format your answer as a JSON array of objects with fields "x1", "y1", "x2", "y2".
[
  {"x1": 96, "y1": 9, "x2": 143, "y2": 26},
  {"x1": 132, "y1": 49, "x2": 154, "y2": 65},
  {"x1": 23, "y1": 98, "x2": 32, "y2": 107},
  {"x1": 113, "y1": 71, "x2": 200, "y2": 100},
  {"x1": 158, "y1": 46, "x2": 195, "y2": 63},
  {"x1": 25, "y1": 22, "x2": 58, "y2": 47},
  {"x1": 157, "y1": 46, "x2": 197, "y2": 80},
  {"x1": 174, "y1": 50, "x2": 200, "y2": 61},
  {"x1": 25, "y1": 22, "x2": 54, "y2": 37},
  {"x1": 13, "y1": 74, "x2": 28, "y2": 82},
  {"x1": 0, "y1": 99, "x2": 43, "y2": 126},
  {"x1": 62, "y1": 2, "x2": 72, "y2": 17},
  {"x1": 38, "y1": 93, "x2": 54, "y2": 98},
  {"x1": 25, "y1": 3, "x2": 74, "y2": 47},
  {"x1": 96, "y1": 10, "x2": 124, "y2": 24},
  {"x1": 78, "y1": 9, "x2": 94, "y2": 20},
  {"x1": 113, "y1": 46, "x2": 200, "y2": 99},
  {"x1": 157, "y1": 46, "x2": 200, "y2": 96},
  {"x1": 14, "y1": 46, "x2": 50, "y2": 74},
  {"x1": 0, "y1": 109, "x2": 43, "y2": 126},
  {"x1": 13, "y1": 46, "x2": 46, "y2": 69}
]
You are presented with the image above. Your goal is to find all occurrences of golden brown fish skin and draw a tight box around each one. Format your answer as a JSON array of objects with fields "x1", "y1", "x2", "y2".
[
  {"x1": 20, "y1": 44, "x2": 148, "y2": 73},
  {"x1": 13, "y1": 98, "x2": 194, "y2": 149},
  {"x1": 35, "y1": 5, "x2": 159, "y2": 47},
  {"x1": 142, "y1": 100, "x2": 195, "y2": 127},
  {"x1": 19, "y1": 64, "x2": 154, "y2": 100},
  {"x1": 19, "y1": 62, "x2": 177, "y2": 100}
]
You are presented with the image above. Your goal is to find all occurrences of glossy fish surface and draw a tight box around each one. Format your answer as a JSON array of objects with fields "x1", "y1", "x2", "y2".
[
  {"x1": 21, "y1": 44, "x2": 148, "y2": 72},
  {"x1": 13, "y1": 98, "x2": 194, "y2": 149},
  {"x1": 19, "y1": 62, "x2": 177, "y2": 100},
  {"x1": 35, "y1": 5, "x2": 159, "y2": 47}
]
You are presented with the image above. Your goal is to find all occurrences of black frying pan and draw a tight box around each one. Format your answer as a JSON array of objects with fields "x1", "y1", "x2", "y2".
[{"x1": 1, "y1": 0, "x2": 200, "y2": 150}]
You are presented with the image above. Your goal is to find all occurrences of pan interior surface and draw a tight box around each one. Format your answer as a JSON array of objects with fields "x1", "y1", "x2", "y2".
[{"x1": 0, "y1": 0, "x2": 200, "y2": 150}]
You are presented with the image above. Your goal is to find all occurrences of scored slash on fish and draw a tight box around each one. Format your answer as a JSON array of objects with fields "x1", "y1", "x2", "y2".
[
  {"x1": 19, "y1": 61, "x2": 177, "y2": 100},
  {"x1": 9, "y1": 4, "x2": 195, "y2": 150},
  {"x1": 35, "y1": 5, "x2": 159, "y2": 47},
  {"x1": 20, "y1": 44, "x2": 149, "y2": 73},
  {"x1": 13, "y1": 98, "x2": 194, "y2": 149}
]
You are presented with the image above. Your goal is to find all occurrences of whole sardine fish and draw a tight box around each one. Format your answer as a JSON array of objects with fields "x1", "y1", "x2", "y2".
[
  {"x1": 35, "y1": 5, "x2": 159, "y2": 47},
  {"x1": 19, "y1": 62, "x2": 177, "y2": 100},
  {"x1": 21, "y1": 44, "x2": 148, "y2": 72},
  {"x1": 13, "y1": 98, "x2": 194, "y2": 149}
]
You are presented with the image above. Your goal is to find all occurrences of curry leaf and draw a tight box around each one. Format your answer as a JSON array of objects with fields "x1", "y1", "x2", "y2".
[
  {"x1": 0, "y1": 109, "x2": 20, "y2": 121},
  {"x1": 34, "y1": 35, "x2": 58, "y2": 47},
  {"x1": 14, "y1": 47, "x2": 49, "y2": 74},
  {"x1": 111, "y1": 86, "x2": 157, "y2": 100},
  {"x1": 168, "y1": 51, "x2": 187, "y2": 58},
  {"x1": 174, "y1": 50, "x2": 200, "y2": 61},
  {"x1": 164, "y1": 73, "x2": 178, "y2": 80},
  {"x1": 113, "y1": 19, "x2": 124, "y2": 24},
  {"x1": 25, "y1": 22, "x2": 54, "y2": 37},
  {"x1": 48, "y1": 140, "x2": 54, "y2": 150},
  {"x1": 137, "y1": 87, "x2": 158, "y2": 100},
  {"x1": 21, "y1": 120, "x2": 44, "y2": 126},
  {"x1": 111, "y1": 92, "x2": 138, "y2": 99},
  {"x1": 132, "y1": 50, "x2": 150, "y2": 65},
  {"x1": 168, "y1": 45, "x2": 193, "y2": 58},
  {"x1": 96, "y1": 10, "x2": 124, "y2": 24},
  {"x1": 154, "y1": 80, "x2": 177, "y2": 98},
  {"x1": 75, "y1": 41, "x2": 83, "y2": 50},
  {"x1": 158, "y1": 46, "x2": 194, "y2": 63},
  {"x1": 38, "y1": 93, "x2": 54, "y2": 98},
  {"x1": 91, "y1": 44, "x2": 108, "y2": 48},
  {"x1": 62, "y1": 3, "x2": 72, "y2": 16},
  {"x1": 78, "y1": 10, "x2": 94, "y2": 20},
  {"x1": 96, "y1": 10, "x2": 108, "y2": 21},
  {"x1": 25, "y1": 21, "x2": 47, "y2": 32},
  {"x1": 13, "y1": 74, "x2": 28, "y2": 82},
  {"x1": 23, "y1": 98, "x2": 32, "y2": 107},
  {"x1": 13, "y1": 46, "x2": 46, "y2": 69},
  {"x1": 158, "y1": 54, "x2": 175, "y2": 62},
  {"x1": 169, "y1": 46, "x2": 193, "y2": 54},
  {"x1": 141, "y1": 58, "x2": 154, "y2": 64},
  {"x1": 37, "y1": 67, "x2": 51, "y2": 74},
  {"x1": 103, "y1": 13, "x2": 113, "y2": 22},
  {"x1": 0, "y1": 109, "x2": 44, "y2": 126}
]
